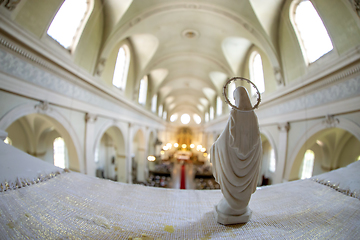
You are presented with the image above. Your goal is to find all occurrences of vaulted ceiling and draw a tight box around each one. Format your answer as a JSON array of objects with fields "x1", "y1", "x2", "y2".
[{"x1": 99, "y1": 0, "x2": 285, "y2": 123}]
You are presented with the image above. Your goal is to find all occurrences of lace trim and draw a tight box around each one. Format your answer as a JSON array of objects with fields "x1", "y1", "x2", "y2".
[
  {"x1": 0, "y1": 169, "x2": 70, "y2": 192},
  {"x1": 312, "y1": 178, "x2": 360, "y2": 200}
]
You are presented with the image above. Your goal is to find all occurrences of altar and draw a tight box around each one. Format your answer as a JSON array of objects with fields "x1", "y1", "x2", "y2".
[{"x1": 1, "y1": 141, "x2": 359, "y2": 239}]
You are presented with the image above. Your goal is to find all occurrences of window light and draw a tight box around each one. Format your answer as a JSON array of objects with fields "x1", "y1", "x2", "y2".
[
  {"x1": 113, "y1": 46, "x2": 130, "y2": 90},
  {"x1": 250, "y1": 52, "x2": 265, "y2": 95},
  {"x1": 300, "y1": 149, "x2": 315, "y2": 179},
  {"x1": 53, "y1": 137, "x2": 66, "y2": 169},
  {"x1": 151, "y1": 94, "x2": 157, "y2": 113},
  {"x1": 47, "y1": 0, "x2": 89, "y2": 49},
  {"x1": 94, "y1": 147, "x2": 99, "y2": 163},
  {"x1": 181, "y1": 114, "x2": 190, "y2": 124},
  {"x1": 205, "y1": 112, "x2": 209, "y2": 123},
  {"x1": 138, "y1": 75, "x2": 148, "y2": 105},
  {"x1": 293, "y1": 0, "x2": 333, "y2": 63},
  {"x1": 163, "y1": 111, "x2": 167, "y2": 120},
  {"x1": 170, "y1": 114, "x2": 178, "y2": 122},
  {"x1": 209, "y1": 107, "x2": 214, "y2": 120},
  {"x1": 216, "y1": 96, "x2": 222, "y2": 116},
  {"x1": 158, "y1": 105, "x2": 163, "y2": 118},
  {"x1": 269, "y1": 149, "x2": 276, "y2": 172},
  {"x1": 193, "y1": 114, "x2": 201, "y2": 124}
]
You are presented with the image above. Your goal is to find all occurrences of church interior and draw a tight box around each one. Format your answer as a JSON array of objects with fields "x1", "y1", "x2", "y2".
[{"x1": 1, "y1": 0, "x2": 360, "y2": 238}]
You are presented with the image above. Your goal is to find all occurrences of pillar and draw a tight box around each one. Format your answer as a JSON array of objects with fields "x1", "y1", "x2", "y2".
[
  {"x1": 127, "y1": 123, "x2": 133, "y2": 184},
  {"x1": 274, "y1": 122, "x2": 290, "y2": 184},
  {"x1": 84, "y1": 113, "x2": 97, "y2": 177}
]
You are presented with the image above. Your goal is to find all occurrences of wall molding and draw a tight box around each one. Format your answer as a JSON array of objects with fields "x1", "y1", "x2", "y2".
[
  {"x1": 0, "y1": 18, "x2": 165, "y2": 125},
  {"x1": 0, "y1": 72, "x2": 165, "y2": 130}
]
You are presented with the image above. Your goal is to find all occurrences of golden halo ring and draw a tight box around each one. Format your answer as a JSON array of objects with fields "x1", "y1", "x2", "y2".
[{"x1": 222, "y1": 77, "x2": 261, "y2": 111}]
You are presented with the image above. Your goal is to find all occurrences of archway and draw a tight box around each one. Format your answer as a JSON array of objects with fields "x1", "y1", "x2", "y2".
[
  {"x1": 289, "y1": 127, "x2": 360, "y2": 180},
  {"x1": 132, "y1": 129, "x2": 146, "y2": 183},
  {"x1": 5, "y1": 113, "x2": 80, "y2": 171},
  {"x1": 95, "y1": 126, "x2": 126, "y2": 182},
  {"x1": 259, "y1": 133, "x2": 277, "y2": 186}
]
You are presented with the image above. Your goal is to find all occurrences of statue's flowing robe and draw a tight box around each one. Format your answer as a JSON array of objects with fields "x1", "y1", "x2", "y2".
[{"x1": 210, "y1": 108, "x2": 262, "y2": 210}]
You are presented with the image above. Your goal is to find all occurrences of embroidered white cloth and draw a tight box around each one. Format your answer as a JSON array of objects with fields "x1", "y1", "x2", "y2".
[{"x1": 1, "y1": 142, "x2": 360, "y2": 239}]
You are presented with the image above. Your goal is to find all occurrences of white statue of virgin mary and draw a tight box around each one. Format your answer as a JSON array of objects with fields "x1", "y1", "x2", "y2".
[{"x1": 210, "y1": 86, "x2": 262, "y2": 225}]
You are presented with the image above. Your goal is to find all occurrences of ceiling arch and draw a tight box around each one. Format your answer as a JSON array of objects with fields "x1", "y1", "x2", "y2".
[{"x1": 96, "y1": 0, "x2": 284, "y2": 121}]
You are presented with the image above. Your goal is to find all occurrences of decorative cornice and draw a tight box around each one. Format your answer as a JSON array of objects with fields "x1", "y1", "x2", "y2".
[
  {"x1": 0, "y1": 23, "x2": 165, "y2": 126},
  {"x1": 0, "y1": 48, "x2": 165, "y2": 129},
  {"x1": 324, "y1": 64, "x2": 360, "y2": 85},
  {"x1": 257, "y1": 74, "x2": 360, "y2": 120},
  {"x1": 0, "y1": 37, "x2": 51, "y2": 70}
]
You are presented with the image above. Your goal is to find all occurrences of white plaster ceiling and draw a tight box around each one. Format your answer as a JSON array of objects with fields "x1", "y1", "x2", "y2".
[{"x1": 100, "y1": 0, "x2": 284, "y2": 121}]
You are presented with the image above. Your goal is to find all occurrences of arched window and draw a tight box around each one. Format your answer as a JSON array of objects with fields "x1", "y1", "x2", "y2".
[
  {"x1": 291, "y1": 0, "x2": 333, "y2": 64},
  {"x1": 53, "y1": 137, "x2": 66, "y2": 169},
  {"x1": 249, "y1": 52, "x2": 265, "y2": 95},
  {"x1": 300, "y1": 149, "x2": 315, "y2": 179},
  {"x1": 112, "y1": 45, "x2": 130, "y2": 90},
  {"x1": 158, "y1": 104, "x2": 163, "y2": 118},
  {"x1": 47, "y1": 0, "x2": 91, "y2": 50},
  {"x1": 163, "y1": 111, "x2": 167, "y2": 121},
  {"x1": 170, "y1": 113, "x2": 178, "y2": 122},
  {"x1": 4, "y1": 137, "x2": 12, "y2": 145},
  {"x1": 216, "y1": 96, "x2": 222, "y2": 116},
  {"x1": 138, "y1": 75, "x2": 148, "y2": 105},
  {"x1": 181, "y1": 114, "x2": 190, "y2": 125},
  {"x1": 193, "y1": 114, "x2": 201, "y2": 124},
  {"x1": 205, "y1": 112, "x2": 209, "y2": 123},
  {"x1": 151, "y1": 94, "x2": 157, "y2": 113},
  {"x1": 209, "y1": 106, "x2": 214, "y2": 120},
  {"x1": 94, "y1": 147, "x2": 99, "y2": 163},
  {"x1": 269, "y1": 149, "x2": 276, "y2": 172}
]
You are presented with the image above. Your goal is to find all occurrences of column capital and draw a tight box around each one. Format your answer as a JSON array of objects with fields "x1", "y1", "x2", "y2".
[
  {"x1": 34, "y1": 101, "x2": 51, "y2": 113},
  {"x1": 322, "y1": 115, "x2": 339, "y2": 128},
  {"x1": 277, "y1": 122, "x2": 290, "y2": 132},
  {"x1": 274, "y1": 67, "x2": 284, "y2": 86},
  {"x1": 85, "y1": 113, "x2": 97, "y2": 123}
]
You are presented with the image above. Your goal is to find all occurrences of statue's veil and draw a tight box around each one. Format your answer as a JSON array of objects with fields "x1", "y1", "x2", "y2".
[{"x1": 229, "y1": 87, "x2": 260, "y2": 157}]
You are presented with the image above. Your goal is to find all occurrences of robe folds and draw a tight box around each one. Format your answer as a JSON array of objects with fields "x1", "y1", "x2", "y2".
[{"x1": 210, "y1": 87, "x2": 262, "y2": 210}]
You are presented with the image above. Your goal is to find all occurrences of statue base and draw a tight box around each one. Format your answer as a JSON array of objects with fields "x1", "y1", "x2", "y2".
[{"x1": 213, "y1": 205, "x2": 252, "y2": 225}]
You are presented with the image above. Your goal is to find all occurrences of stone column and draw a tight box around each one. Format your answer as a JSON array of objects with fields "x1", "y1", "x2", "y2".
[
  {"x1": 144, "y1": 126, "x2": 149, "y2": 180},
  {"x1": 127, "y1": 123, "x2": 133, "y2": 184},
  {"x1": 84, "y1": 113, "x2": 97, "y2": 177},
  {"x1": 274, "y1": 122, "x2": 290, "y2": 184}
]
